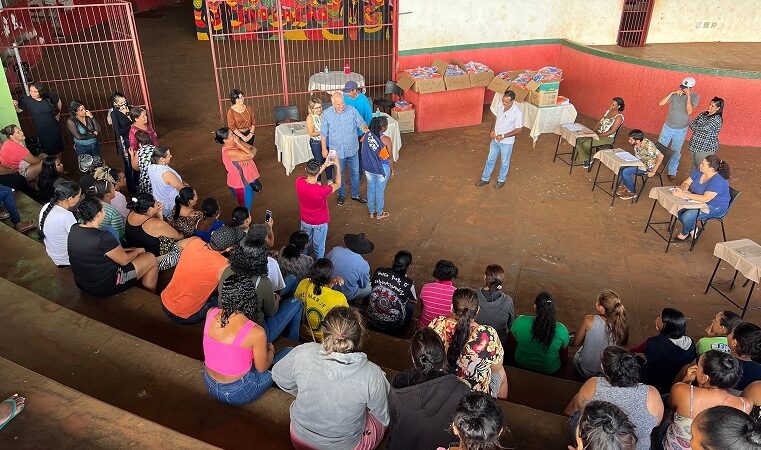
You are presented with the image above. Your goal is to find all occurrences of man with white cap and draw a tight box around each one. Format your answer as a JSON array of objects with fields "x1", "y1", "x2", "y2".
[{"x1": 658, "y1": 76, "x2": 699, "y2": 182}]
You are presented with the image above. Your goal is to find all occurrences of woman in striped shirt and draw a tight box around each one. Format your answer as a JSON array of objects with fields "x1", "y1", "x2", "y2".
[{"x1": 418, "y1": 260, "x2": 459, "y2": 329}]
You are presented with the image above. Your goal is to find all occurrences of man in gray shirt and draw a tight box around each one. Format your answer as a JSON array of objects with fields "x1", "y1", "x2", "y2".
[
  {"x1": 321, "y1": 92, "x2": 369, "y2": 205},
  {"x1": 657, "y1": 76, "x2": 699, "y2": 182}
]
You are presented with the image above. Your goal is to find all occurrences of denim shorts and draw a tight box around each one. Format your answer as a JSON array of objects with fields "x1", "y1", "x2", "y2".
[{"x1": 202, "y1": 366, "x2": 274, "y2": 406}]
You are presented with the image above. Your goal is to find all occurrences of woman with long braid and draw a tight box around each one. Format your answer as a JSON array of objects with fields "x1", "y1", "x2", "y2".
[
  {"x1": 428, "y1": 287, "x2": 507, "y2": 398},
  {"x1": 38, "y1": 180, "x2": 81, "y2": 267},
  {"x1": 511, "y1": 291, "x2": 571, "y2": 375}
]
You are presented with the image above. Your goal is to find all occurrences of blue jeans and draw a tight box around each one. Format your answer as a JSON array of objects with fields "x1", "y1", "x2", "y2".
[
  {"x1": 480, "y1": 140, "x2": 514, "y2": 183},
  {"x1": 203, "y1": 348, "x2": 290, "y2": 406},
  {"x1": 337, "y1": 153, "x2": 360, "y2": 198},
  {"x1": 365, "y1": 164, "x2": 390, "y2": 214},
  {"x1": 658, "y1": 124, "x2": 688, "y2": 176},
  {"x1": 309, "y1": 139, "x2": 332, "y2": 181},
  {"x1": 678, "y1": 204, "x2": 728, "y2": 235},
  {"x1": 162, "y1": 295, "x2": 218, "y2": 325},
  {"x1": 301, "y1": 220, "x2": 328, "y2": 259},
  {"x1": 279, "y1": 274, "x2": 299, "y2": 299},
  {"x1": 229, "y1": 185, "x2": 255, "y2": 211},
  {"x1": 0, "y1": 185, "x2": 21, "y2": 225},
  {"x1": 263, "y1": 296, "x2": 303, "y2": 342},
  {"x1": 620, "y1": 166, "x2": 647, "y2": 193},
  {"x1": 74, "y1": 140, "x2": 101, "y2": 157}
]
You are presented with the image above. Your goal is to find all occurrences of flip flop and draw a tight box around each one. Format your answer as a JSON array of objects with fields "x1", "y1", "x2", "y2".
[
  {"x1": 0, "y1": 394, "x2": 25, "y2": 431},
  {"x1": 376, "y1": 211, "x2": 390, "y2": 220},
  {"x1": 0, "y1": 211, "x2": 9, "y2": 220},
  {"x1": 14, "y1": 220, "x2": 35, "y2": 233}
]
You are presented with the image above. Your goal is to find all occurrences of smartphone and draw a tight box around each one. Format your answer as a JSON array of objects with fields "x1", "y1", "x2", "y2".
[
  {"x1": 265, "y1": 210, "x2": 272, "y2": 222},
  {"x1": 328, "y1": 149, "x2": 337, "y2": 162}
]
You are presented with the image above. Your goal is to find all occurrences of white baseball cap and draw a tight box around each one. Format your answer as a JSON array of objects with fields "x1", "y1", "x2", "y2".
[{"x1": 680, "y1": 77, "x2": 696, "y2": 88}]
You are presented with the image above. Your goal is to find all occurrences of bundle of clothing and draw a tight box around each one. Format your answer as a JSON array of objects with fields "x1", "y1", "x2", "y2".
[
  {"x1": 404, "y1": 66, "x2": 441, "y2": 79},
  {"x1": 463, "y1": 61, "x2": 491, "y2": 74},
  {"x1": 510, "y1": 70, "x2": 537, "y2": 87},
  {"x1": 445, "y1": 64, "x2": 466, "y2": 76},
  {"x1": 393, "y1": 100, "x2": 414, "y2": 111},
  {"x1": 532, "y1": 66, "x2": 563, "y2": 83}
]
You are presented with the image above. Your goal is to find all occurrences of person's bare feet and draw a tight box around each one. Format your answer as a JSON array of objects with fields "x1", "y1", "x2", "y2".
[
  {"x1": 376, "y1": 211, "x2": 390, "y2": 220},
  {"x1": 369, "y1": 213, "x2": 375, "y2": 219},
  {"x1": 0, "y1": 394, "x2": 25, "y2": 429}
]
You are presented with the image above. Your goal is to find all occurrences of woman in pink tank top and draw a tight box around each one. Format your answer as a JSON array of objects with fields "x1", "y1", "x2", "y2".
[{"x1": 203, "y1": 285, "x2": 292, "y2": 405}]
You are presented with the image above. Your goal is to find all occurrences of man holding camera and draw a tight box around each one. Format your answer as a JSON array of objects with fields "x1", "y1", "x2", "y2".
[{"x1": 657, "y1": 76, "x2": 699, "y2": 182}]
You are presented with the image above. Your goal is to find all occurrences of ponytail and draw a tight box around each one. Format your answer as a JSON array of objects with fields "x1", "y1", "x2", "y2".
[
  {"x1": 283, "y1": 230, "x2": 309, "y2": 259},
  {"x1": 173, "y1": 186, "x2": 195, "y2": 221},
  {"x1": 733, "y1": 322, "x2": 761, "y2": 359},
  {"x1": 446, "y1": 288, "x2": 479, "y2": 372},
  {"x1": 484, "y1": 264, "x2": 504, "y2": 301},
  {"x1": 598, "y1": 290, "x2": 629, "y2": 346},
  {"x1": 39, "y1": 180, "x2": 80, "y2": 240},
  {"x1": 706, "y1": 154, "x2": 730, "y2": 180},
  {"x1": 532, "y1": 292, "x2": 558, "y2": 349},
  {"x1": 407, "y1": 328, "x2": 447, "y2": 386},
  {"x1": 308, "y1": 258, "x2": 333, "y2": 297}
]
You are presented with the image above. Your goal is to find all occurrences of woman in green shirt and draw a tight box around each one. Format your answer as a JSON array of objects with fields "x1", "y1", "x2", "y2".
[{"x1": 511, "y1": 292, "x2": 570, "y2": 374}]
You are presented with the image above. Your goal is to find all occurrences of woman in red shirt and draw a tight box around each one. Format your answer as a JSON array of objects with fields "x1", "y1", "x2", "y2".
[
  {"x1": 0, "y1": 125, "x2": 47, "y2": 181},
  {"x1": 214, "y1": 127, "x2": 259, "y2": 210}
]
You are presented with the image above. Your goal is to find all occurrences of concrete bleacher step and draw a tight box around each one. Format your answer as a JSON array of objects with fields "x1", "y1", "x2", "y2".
[
  {"x1": 0, "y1": 357, "x2": 214, "y2": 449},
  {"x1": 0, "y1": 221, "x2": 204, "y2": 360},
  {"x1": 0, "y1": 277, "x2": 294, "y2": 449},
  {"x1": 363, "y1": 328, "x2": 582, "y2": 416}
]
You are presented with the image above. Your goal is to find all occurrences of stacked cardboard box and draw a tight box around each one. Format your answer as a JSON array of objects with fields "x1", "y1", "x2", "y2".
[
  {"x1": 487, "y1": 70, "x2": 563, "y2": 107},
  {"x1": 391, "y1": 108, "x2": 415, "y2": 133}
]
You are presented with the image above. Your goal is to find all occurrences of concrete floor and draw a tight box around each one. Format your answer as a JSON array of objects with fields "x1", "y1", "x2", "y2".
[
  {"x1": 592, "y1": 42, "x2": 761, "y2": 73},
  {"x1": 111, "y1": 3, "x2": 761, "y2": 350}
]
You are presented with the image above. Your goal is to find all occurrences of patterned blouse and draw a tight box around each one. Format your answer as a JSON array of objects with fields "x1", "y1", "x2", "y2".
[
  {"x1": 429, "y1": 316, "x2": 504, "y2": 393},
  {"x1": 171, "y1": 209, "x2": 203, "y2": 237},
  {"x1": 136, "y1": 144, "x2": 155, "y2": 194},
  {"x1": 276, "y1": 247, "x2": 314, "y2": 282},
  {"x1": 688, "y1": 113, "x2": 722, "y2": 154},
  {"x1": 597, "y1": 111, "x2": 624, "y2": 134},
  {"x1": 634, "y1": 138, "x2": 662, "y2": 171}
]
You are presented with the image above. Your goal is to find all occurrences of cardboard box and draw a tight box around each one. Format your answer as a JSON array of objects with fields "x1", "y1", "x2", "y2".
[
  {"x1": 396, "y1": 72, "x2": 445, "y2": 94},
  {"x1": 526, "y1": 79, "x2": 562, "y2": 92},
  {"x1": 508, "y1": 82, "x2": 531, "y2": 103},
  {"x1": 529, "y1": 89, "x2": 559, "y2": 107},
  {"x1": 487, "y1": 70, "x2": 529, "y2": 94},
  {"x1": 469, "y1": 69, "x2": 495, "y2": 87},
  {"x1": 391, "y1": 108, "x2": 415, "y2": 133},
  {"x1": 433, "y1": 58, "x2": 471, "y2": 91}
]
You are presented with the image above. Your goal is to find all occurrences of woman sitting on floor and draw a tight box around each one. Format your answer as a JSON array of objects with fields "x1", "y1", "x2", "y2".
[
  {"x1": 671, "y1": 155, "x2": 731, "y2": 241},
  {"x1": 202, "y1": 270, "x2": 291, "y2": 406},
  {"x1": 68, "y1": 197, "x2": 158, "y2": 296},
  {"x1": 564, "y1": 346, "x2": 663, "y2": 450},
  {"x1": 294, "y1": 258, "x2": 348, "y2": 342},
  {"x1": 125, "y1": 193, "x2": 189, "y2": 271},
  {"x1": 273, "y1": 307, "x2": 390, "y2": 450},
  {"x1": 576, "y1": 96, "x2": 625, "y2": 169},
  {"x1": 572, "y1": 290, "x2": 630, "y2": 379},
  {"x1": 696, "y1": 310, "x2": 741, "y2": 355},
  {"x1": 38, "y1": 180, "x2": 81, "y2": 267},
  {"x1": 387, "y1": 328, "x2": 470, "y2": 450},
  {"x1": 429, "y1": 287, "x2": 507, "y2": 398},
  {"x1": 194, "y1": 197, "x2": 224, "y2": 243},
  {"x1": 663, "y1": 350, "x2": 749, "y2": 450},
  {"x1": 631, "y1": 307, "x2": 696, "y2": 394},
  {"x1": 511, "y1": 291, "x2": 570, "y2": 375}
]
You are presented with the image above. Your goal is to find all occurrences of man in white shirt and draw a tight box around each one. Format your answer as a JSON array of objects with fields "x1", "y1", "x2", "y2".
[{"x1": 476, "y1": 90, "x2": 523, "y2": 189}]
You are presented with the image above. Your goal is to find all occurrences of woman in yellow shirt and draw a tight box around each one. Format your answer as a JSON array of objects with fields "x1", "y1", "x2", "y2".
[{"x1": 294, "y1": 258, "x2": 348, "y2": 341}]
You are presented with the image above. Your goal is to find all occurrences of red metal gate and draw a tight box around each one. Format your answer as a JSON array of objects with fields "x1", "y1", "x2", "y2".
[
  {"x1": 616, "y1": 0, "x2": 655, "y2": 47},
  {"x1": 0, "y1": 0, "x2": 152, "y2": 146},
  {"x1": 206, "y1": 0, "x2": 397, "y2": 126}
]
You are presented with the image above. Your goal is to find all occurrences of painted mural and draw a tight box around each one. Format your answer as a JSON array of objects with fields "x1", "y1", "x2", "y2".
[{"x1": 194, "y1": 0, "x2": 393, "y2": 41}]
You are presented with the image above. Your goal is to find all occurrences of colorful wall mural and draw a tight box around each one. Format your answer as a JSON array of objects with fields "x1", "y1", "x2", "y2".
[{"x1": 194, "y1": 0, "x2": 393, "y2": 41}]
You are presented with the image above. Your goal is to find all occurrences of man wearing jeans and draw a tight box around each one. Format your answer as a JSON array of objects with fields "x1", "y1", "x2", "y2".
[
  {"x1": 658, "y1": 76, "x2": 699, "y2": 182},
  {"x1": 296, "y1": 158, "x2": 341, "y2": 259},
  {"x1": 476, "y1": 90, "x2": 523, "y2": 189},
  {"x1": 321, "y1": 92, "x2": 369, "y2": 205}
]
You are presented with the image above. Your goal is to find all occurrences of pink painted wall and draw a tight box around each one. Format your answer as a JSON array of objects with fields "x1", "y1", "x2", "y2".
[{"x1": 399, "y1": 44, "x2": 761, "y2": 147}]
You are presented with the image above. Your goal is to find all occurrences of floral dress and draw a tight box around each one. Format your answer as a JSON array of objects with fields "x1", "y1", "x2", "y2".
[{"x1": 428, "y1": 316, "x2": 504, "y2": 393}]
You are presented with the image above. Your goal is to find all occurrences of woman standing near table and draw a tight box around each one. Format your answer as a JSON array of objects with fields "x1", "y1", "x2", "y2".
[
  {"x1": 13, "y1": 82, "x2": 64, "y2": 155},
  {"x1": 672, "y1": 155, "x2": 730, "y2": 241},
  {"x1": 214, "y1": 127, "x2": 259, "y2": 210},
  {"x1": 688, "y1": 97, "x2": 724, "y2": 173},
  {"x1": 306, "y1": 96, "x2": 331, "y2": 181},
  {"x1": 227, "y1": 89, "x2": 255, "y2": 144},
  {"x1": 577, "y1": 97, "x2": 625, "y2": 169}
]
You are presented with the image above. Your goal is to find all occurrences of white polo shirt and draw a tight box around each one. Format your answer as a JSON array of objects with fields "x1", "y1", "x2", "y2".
[{"x1": 494, "y1": 101, "x2": 523, "y2": 144}]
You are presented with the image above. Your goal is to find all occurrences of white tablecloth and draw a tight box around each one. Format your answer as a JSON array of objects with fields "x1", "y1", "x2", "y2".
[
  {"x1": 491, "y1": 93, "x2": 578, "y2": 147},
  {"x1": 308, "y1": 71, "x2": 365, "y2": 93},
  {"x1": 275, "y1": 112, "x2": 402, "y2": 175}
]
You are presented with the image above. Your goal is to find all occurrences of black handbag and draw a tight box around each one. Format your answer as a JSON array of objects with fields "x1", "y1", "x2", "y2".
[{"x1": 233, "y1": 160, "x2": 262, "y2": 193}]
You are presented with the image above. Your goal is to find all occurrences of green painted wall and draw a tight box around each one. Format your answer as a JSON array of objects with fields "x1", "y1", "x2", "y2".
[{"x1": 0, "y1": 67, "x2": 19, "y2": 128}]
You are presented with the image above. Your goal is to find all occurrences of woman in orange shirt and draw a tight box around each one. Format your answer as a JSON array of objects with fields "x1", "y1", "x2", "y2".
[{"x1": 227, "y1": 89, "x2": 255, "y2": 144}]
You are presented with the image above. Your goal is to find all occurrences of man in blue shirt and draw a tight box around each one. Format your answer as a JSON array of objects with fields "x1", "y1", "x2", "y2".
[
  {"x1": 321, "y1": 92, "x2": 369, "y2": 205},
  {"x1": 327, "y1": 233, "x2": 373, "y2": 302},
  {"x1": 342, "y1": 81, "x2": 373, "y2": 133}
]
